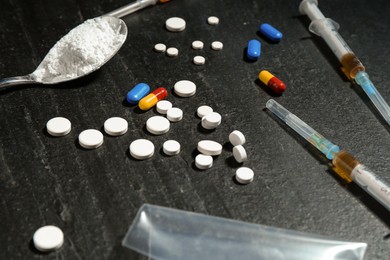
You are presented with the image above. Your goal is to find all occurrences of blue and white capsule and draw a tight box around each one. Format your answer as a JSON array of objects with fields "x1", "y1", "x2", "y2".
[
  {"x1": 126, "y1": 83, "x2": 150, "y2": 105},
  {"x1": 246, "y1": 39, "x2": 261, "y2": 60},
  {"x1": 259, "y1": 23, "x2": 283, "y2": 42}
]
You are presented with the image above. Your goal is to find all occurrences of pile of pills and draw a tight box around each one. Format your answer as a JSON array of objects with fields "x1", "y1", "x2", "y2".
[
  {"x1": 154, "y1": 16, "x2": 223, "y2": 65},
  {"x1": 46, "y1": 90, "x2": 254, "y2": 184},
  {"x1": 37, "y1": 11, "x2": 269, "y2": 256},
  {"x1": 229, "y1": 130, "x2": 253, "y2": 184},
  {"x1": 242, "y1": 22, "x2": 286, "y2": 95},
  {"x1": 46, "y1": 116, "x2": 129, "y2": 150}
]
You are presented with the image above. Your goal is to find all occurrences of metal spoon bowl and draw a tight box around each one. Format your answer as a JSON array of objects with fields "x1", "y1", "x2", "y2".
[{"x1": 0, "y1": 16, "x2": 127, "y2": 89}]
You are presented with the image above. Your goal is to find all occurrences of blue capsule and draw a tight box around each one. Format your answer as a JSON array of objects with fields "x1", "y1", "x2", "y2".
[
  {"x1": 126, "y1": 83, "x2": 150, "y2": 105},
  {"x1": 259, "y1": 23, "x2": 283, "y2": 42},
  {"x1": 246, "y1": 39, "x2": 261, "y2": 60}
]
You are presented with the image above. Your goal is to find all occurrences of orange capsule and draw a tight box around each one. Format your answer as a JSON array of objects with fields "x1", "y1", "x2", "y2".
[
  {"x1": 138, "y1": 87, "x2": 168, "y2": 110},
  {"x1": 259, "y1": 70, "x2": 286, "y2": 94}
]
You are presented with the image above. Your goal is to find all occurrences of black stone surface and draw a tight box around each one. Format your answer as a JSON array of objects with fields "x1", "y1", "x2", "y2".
[{"x1": 0, "y1": 0, "x2": 389, "y2": 259}]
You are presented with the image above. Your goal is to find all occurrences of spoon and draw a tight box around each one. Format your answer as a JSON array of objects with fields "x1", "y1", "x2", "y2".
[
  {"x1": 0, "y1": 16, "x2": 127, "y2": 89},
  {"x1": 0, "y1": 0, "x2": 171, "y2": 89}
]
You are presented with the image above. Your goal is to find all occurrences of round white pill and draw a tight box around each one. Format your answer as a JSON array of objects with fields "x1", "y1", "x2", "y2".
[
  {"x1": 229, "y1": 130, "x2": 246, "y2": 146},
  {"x1": 193, "y1": 56, "x2": 205, "y2": 65},
  {"x1": 78, "y1": 129, "x2": 103, "y2": 149},
  {"x1": 201, "y1": 112, "x2": 221, "y2": 129},
  {"x1": 192, "y1": 40, "x2": 204, "y2": 50},
  {"x1": 129, "y1": 139, "x2": 154, "y2": 160},
  {"x1": 197, "y1": 105, "x2": 213, "y2": 118},
  {"x1": 33, "y1": 225, "x2": 64, "y2": 252},
  {"x1": 156, "y1": 100, "x2": 173, "y2": 114},
  {"x1": 146, "y1": 116, "x2": 170, "y2": 135},
  {"x1": 163, "y1": 140, "x2": 181, "y2": 156},
  {"x1": 207, "y1": 16, "x2": 219, "y2": 25},
  {"x1": 154, "y1": 43, "x2": 166, "y2": 52},
  {"x1": 211, "y1": 41, "x2": 223, "y2": 50},
  {"x1": 166, "y1": 47, "x2": 179, "y2": 57},
  {"x1": 195, "y1": 154, "x2": 213, "y2": 170},
  {"x1": 197, "y1": 140, "x2": 222, "y2": 156},
  {"x1": 201, "y1": 118, "x2": 216, "y2": 130},
  {"x1": 167, "y1": 107, "x2": 183, "y2": 122},
  {"x1": 104, "y1": 117, "x2": 128, "y2": 136},
  {"x1": 46, "y1": 117, "x2": 71, "y2": 137},
  {"x1": 174, "y1": 80, "x2": 196, "y2": 97},
  {"x1": 233, "y1": 145, "x2": 248, "y2": 163},
  {"x1": 235, "y1": 167, "x2": 254, "y2": 184},
  {"x1": 165, "y1": 17, "x2": 186, "y2": 32}
]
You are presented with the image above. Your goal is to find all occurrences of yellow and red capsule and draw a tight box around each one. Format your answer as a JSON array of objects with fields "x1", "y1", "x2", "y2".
[
  {"x1": 138, "y1": 87, "x2": 168, "y2": 110},
  {"x1": 259, "y1": 70, "x2": 286, "y2": 95}
]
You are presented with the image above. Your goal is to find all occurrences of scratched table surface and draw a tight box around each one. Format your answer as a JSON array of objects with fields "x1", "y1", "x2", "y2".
[{"x1": 1, "y1": 0, "x2": 389, "y2": 259}]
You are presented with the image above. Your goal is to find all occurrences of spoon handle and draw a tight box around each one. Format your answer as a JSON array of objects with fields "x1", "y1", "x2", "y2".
[{"x1": 0, "y1": 75, "x2": 37, "y2": 89}]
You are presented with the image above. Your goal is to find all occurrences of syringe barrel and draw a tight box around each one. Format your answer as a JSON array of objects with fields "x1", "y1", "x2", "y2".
[
  {"x1": 299, "y1": 0, "x2": 365, "y2": 79},
  {"x1": 308, "y1": 18, "x2": 351, "y2": 60},
  {"x1": 351, "y1": 164, "x2": 390, "y2": 211},
  {"x1": 266, "y1": 99, "x2": 340, "y2": 159},
  {"x1": 332, "y1": 150, "x2": 358, "y2": 182},
  {"x1": 105, "y1": 0, "x2": 158, "y2": 18},
  {"x1": 299, "y1": 0, "x2": 325, "y2": 20},
  {"x1": 332, "y1": 150, "x2": 390, "y2": 210}
]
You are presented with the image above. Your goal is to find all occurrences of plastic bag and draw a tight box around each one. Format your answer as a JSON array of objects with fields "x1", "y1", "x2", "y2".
[{"x1": 122, "y1": 204, "x2": 367, "y2": 260}]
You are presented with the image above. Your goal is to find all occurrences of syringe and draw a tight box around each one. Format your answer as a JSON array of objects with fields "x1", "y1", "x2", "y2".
[
  {"x1": 266, "y1": 99, "x2": 390, "y2": 211},
  {"x1": 299, "y1": 0, "x2": 390, "y2": 126},
  {"x1": 106, "y1": 0, "x2": 171, "y2": 18}
]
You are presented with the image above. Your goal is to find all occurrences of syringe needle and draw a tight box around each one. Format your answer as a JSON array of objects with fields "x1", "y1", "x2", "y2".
[
  {"x1": 355, "y1": 72, "x2": 390, "y2": 126},
  {"x1": 267, "y1": 99, "x2": 390, "y2": 211},
  {"x1": 266, "y1": 99, "x2": 340, "y2": 159},
  {"x1": 299, "y1": 0, "x2": 390, "y2": 127}
]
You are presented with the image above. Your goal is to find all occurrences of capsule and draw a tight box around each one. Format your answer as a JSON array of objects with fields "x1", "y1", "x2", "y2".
[
  {"x1": 259, "y1": 70, "x2": 286, "y2": 94},
  {"x1": 126, "y1": 83, "x2": 150, "y2": 105},
  {"x1": 138, "y1": 87, "x2": 168, "y2": 110},
  {"x1": 259, "y1": 23, "x2": 283, "y2": 42},
  {"x1": 246, "y1": 39, "x2": 261, "y2": 60}
]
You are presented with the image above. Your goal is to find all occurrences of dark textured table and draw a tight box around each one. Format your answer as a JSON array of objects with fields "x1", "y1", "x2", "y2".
[{"x1": 1, "y1": 0, "x2": 389, "y2": 259}]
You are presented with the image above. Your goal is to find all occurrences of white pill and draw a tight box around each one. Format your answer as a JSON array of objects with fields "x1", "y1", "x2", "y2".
[
  {"x1": 201, "y1": 112, "x2": 221, "y2": 129},
  {"x1": 163, "y1": 140, "x2": 181, "y2": 156},
  {"x1": 165, "y1": 17, "x2": 186, "y2": 32},
  {"x1": 211, "y1": 41, "x2": 223, "y2": 50},
  {"x1": 129, "y1": 139, "x2": 154, "y2": 160},
  {"x1": 167, "y1": 107, "x2": 183, "y2": 122},
  {"x1": 104, "y1": 117, "x2": 128, "y2": 136},
  {"x1": 235, "y1": 167, "x2": 254, "y2": 184},
  {"x1": 195, "y1": 154, "x2": 213, "y2": 170},
  {"x1": 156, "y1": 100, "x2": 173, "y2": 114},
  {"x1": 193, "y1": 56, "x2": 205, "y2": 65},
  {"x1": 192, "y1": 40, "x2": 204, "y2": 50},
  {"x1": 201, "y1": 118, "x2": 216, "y2": 130},
  {"x1": 233, "y1": 145, "x2": 248, "y2": 163},
  {"x1": 78, "y1": 129, "x2": 103, "y2": 149},
  {"x1": 197, "y1": 140, "x2": 222, "y2": 156},
  {"x1": 33, "y1": 225, "x2": 64, "y2": 252},
  {"x1": 154, "y1": 43, "x2": 166, "y2": 52},
  {"x1": 174, "y1": 80, "x2": 196, "y2": 97},
  {"x1": 46, "y1": 117, "x2": 71, "y2": 137},
  {"x1": 229, "y1": 130, "x2": 246, "y2": 146},
  {"x1": 166, "y1": 47, "x2": 179, "y2": 57},
  {"x1": 207, "y1": 16, "x2": 219, "y2": 25},
  {"x1": 197, "y1": 105, "x2": 213, "y2": 118},
  {"x1": 146, "y1": 116, "x2": 170, "y2": 135}
]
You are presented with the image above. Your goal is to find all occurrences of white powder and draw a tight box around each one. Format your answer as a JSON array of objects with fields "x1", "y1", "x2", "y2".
[{"x1": 33, "y1": 17, "x2": 126, "y2": 83}]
